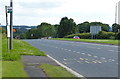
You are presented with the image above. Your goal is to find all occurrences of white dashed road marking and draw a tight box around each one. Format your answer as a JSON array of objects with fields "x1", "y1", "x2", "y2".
[
  {"x1": 81, "y1": 53, "x2": 85, "y2": 55},
  {"x1": 87, "y1": 54, "x2": 92, "y2": 56},
  {"x1": 93, "y1": 56, "x2": 98, "y2": 58},
  {"x1": 77, "y1": 52, "x2": 80, "y2": 54}
]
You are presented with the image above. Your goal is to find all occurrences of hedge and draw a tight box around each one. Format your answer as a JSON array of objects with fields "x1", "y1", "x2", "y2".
[
  {"x1": 96, "y1": 31, "x2": 115, "y2": 39},
  {"x1": 65, "y1": 33, "x2": 91, "y2": 39}
]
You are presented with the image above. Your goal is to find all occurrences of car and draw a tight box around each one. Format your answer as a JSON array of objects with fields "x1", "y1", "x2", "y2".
[{"x1": 73, "y1": 36, "x2": 80, "y2": 39}]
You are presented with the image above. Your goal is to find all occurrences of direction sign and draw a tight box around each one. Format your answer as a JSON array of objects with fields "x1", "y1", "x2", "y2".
[{"x1": 90, "y1": 26, "x2": 101, "y2": 35}]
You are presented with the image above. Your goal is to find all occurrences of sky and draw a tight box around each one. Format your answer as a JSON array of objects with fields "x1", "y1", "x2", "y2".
[{"x1": 0, "y1": 0, "x2": 120, "y2": 26}]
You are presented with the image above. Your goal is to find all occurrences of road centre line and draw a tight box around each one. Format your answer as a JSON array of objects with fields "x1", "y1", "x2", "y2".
[
  {"x1": 81, "y1": 53, "x2": 85, "y2": 55},
  {"x1": 76, "y1": 52, "x2": 80, "y2": 53}
]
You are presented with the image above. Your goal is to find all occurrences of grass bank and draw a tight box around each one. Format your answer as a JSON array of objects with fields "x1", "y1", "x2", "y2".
[
  {"x1": 50, "y1": 38, "x2": 119, "y2": 45},
  {"x1": 0, "y1": 33, "x2": 2, "y2": 78},
  {"x1": 2, "y1": 39, "x2": 46, "y2": 61},
  {"x1": 40, "y1": 64, "x2": 75, "y2": 77}
]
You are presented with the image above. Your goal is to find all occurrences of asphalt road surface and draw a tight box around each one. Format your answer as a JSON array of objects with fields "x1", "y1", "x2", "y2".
[{"x1": 24, "y1": 39, "x2": 118, "y2": 77}]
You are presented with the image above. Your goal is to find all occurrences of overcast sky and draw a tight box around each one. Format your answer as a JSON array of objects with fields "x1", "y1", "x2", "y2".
[{"x1": 0, "y1": 0, "x2": 119, "y2": 26}]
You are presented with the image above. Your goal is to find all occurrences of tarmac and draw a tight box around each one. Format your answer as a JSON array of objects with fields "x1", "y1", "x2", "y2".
[{"x1": 22, "y1": 56, "x2": 59, "y2": 78}]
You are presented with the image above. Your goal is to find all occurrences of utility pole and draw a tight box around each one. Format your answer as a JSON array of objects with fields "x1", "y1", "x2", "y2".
[{"x1": 10, "y1": 0, "x2": 13, "y2": 49}]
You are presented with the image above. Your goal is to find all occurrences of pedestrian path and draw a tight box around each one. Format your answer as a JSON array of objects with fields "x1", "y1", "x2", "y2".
[{"x1": 22, "y1": 56, "x2": 59, "y2": 77}]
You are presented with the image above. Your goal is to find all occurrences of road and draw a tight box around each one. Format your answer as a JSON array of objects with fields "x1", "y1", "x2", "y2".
[{"x1": 24, "y1": 39, "x2": 118, "y2": 77}]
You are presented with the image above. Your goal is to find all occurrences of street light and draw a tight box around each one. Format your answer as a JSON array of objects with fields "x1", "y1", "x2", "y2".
[{"x1": 118, "y1": 1, "x2": 120, "y2": 24}]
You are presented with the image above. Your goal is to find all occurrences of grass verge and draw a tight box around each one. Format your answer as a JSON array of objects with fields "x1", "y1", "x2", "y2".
[
  {"x1": 0, "y1": 33, "x2": 2, "y2": 78},
  {"x1": 2, "y1": 61, "x2": 29, "y2": 77},
  {"x1": 40, "y1": 64, "x2": 75, "y2": 77},
  {"x1": 2, "y1": 38, "x2": 46, "y2": 61},
  {"x1": 2, "y1": 37, "x2": 46, "y2": 77},
  {"x1": 50, "y1": 38, "x2": 119, "y2": 45}
]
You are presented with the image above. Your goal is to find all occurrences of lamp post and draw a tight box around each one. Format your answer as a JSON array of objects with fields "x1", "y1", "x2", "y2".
[{"x1": 118, "y1": 1, "x2": 120, "y2": 24}]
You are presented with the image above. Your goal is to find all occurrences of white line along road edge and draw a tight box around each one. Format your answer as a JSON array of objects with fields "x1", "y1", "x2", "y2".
[{"x1": 47, "y1": 55, "x2": 86, "y2": 78}]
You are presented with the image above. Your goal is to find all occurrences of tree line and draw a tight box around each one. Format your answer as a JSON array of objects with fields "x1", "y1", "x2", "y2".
[{"x1": 26, "y1": 17, "x2": 120, "y2": 39}]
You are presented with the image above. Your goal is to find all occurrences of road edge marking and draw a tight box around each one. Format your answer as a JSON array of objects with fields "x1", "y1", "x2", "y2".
[{"x1": 47, "y1": 55, "x2": 86, "y2": 78}]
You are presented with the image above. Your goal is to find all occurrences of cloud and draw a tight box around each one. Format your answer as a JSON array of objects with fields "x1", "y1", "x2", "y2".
[
  {"x1": 1, "y1": 0, "x2": 120, "y2": 25},
  {"x1": 18, "y1": 2, "x2": 62, "y2": 9}
]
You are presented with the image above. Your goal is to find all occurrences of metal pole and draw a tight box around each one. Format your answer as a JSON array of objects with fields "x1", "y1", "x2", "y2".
[
  {"x1": 5, "y1": 6, "x2": 10, "y2": 52},
  {"x1": 115, "y1": 3, "x2": 117, "y2": 24},
  {"x1": 10, "y1": 0, "x2": 13, "y2": 49}
]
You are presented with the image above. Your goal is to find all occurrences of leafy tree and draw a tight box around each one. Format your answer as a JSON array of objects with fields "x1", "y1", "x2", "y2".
[
  {"x1": 90, "y1": 22, "x2": 110, "y2": 32},
  {"x1": 53, "y1": 24, "x2": 59, "y2": 38},
  {"x1": 57, "y1": 17, "x2": 77, "y2": 38},
  {"x1": 77, "y1": 22, "x2": 110, "y2": 33},
  {"x1": 26, "y1": 28, "x2": 39, "y2": 39},
  {"x1": 37, "y1": 22, "x2": 56, "y2": 38},
  {"x1": 112, "y1": 23, "x2": 120, "y2": 32},
  {"x1": 77, "y1": 21, "x2": 90, "y2": 33}
]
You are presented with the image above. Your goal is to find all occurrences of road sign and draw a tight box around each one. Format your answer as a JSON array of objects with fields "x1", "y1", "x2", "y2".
[
  {"x1": 13, "y1": 29, "x2": 17, "y2": 32},
  {"x1": 90, "y1": 26, "x2": 101, "y2": 35},
  {"x1": 7, "y1": 6, "x2": 12, "y2": 13},
  {"x1": 7, "y1": 26, "x2": 10, "y2": 37}
]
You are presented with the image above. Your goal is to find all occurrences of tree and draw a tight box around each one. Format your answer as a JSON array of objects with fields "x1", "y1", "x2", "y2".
[
  {"x1": 90, "y1": 22, "x2": 110, "y2": 32},
  {"x1": 53, "y1": 24, "x2": 59, "y2": 38},
  {"x1": 112, "y1": 23, "x2": 120, "y2": 32},
  {"x1": 57, "y1": 17, "x2": 77, "y2": 38},
  {"x1": 77, "y1": 21, "x2": 90, "y2": 33},
  {"x1": 37, "y1": 22, "x2": 56, "y2": 38},
  {"x1": 26, "y1": 28, "x2": 39, "y2": 39},
  {"x1": 77, "y1": 22, "x2": 110, "y2": 33}
]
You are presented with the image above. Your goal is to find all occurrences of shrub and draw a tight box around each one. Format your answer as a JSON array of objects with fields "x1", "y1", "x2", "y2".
[
  {"x1": 96, "y1": 31, "x2": 115, "y2": 39},
  {"x1": 115, "y1": 32, "x2": 120, "y2": 40},
  {"x1": 65, "y1": 33, "x2": 91, "y2": 39}
]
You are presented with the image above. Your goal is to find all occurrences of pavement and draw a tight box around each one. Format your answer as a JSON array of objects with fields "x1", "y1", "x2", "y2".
[
  {"x1": 23, "y1": 39, "x2": 118, "y2": 78},
  {"x1": 22, "y1": 56, "x2": 59, "y2": 77}
]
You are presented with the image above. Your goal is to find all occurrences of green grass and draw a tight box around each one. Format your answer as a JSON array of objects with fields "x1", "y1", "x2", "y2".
[
  {"x1": 0, "y1": 33, "x2": 2, "y2": 78},
  {"x1": 50, "y1": 38, "x2": 119, "y2": 45},
  {"x1": 40, "y1": 64, "x2": 75, "y2": 77},
  {"x1": 2, "y1": 38, "x2": 46, "y2": 61},
  {"x1": 2, "y1": 61, "x2": 29, "y2": 77}
]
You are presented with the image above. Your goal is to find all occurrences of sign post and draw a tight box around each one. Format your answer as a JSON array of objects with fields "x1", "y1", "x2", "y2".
[
  {"x1": 5, "y1": 0, "x2": 13, "y2": 52},
  {"x1": 10, "y1": 0, "x2": 13, "y2": 50},
  {"x1": 5, "y1": 6, "x2": 10, "y2": 52}
]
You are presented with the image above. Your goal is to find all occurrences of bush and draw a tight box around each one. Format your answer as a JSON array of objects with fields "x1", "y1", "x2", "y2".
[
  {"x1": 115, "y1": 32, "x2": 120, "y2": 40},
  {"x1": 65, "y1": 33, "x2": 91, "y2": 39},
  {"x1": 96, "y1": 31, "x2": 115, "y2": 39}
]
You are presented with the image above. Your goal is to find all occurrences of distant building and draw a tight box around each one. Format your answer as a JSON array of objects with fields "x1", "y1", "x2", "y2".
[{"x1": 118, "y1": 1, "x2": 120, "y2": 24}]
